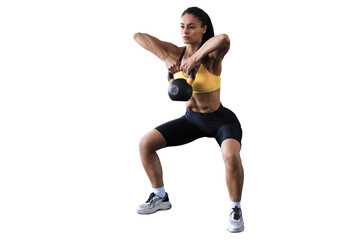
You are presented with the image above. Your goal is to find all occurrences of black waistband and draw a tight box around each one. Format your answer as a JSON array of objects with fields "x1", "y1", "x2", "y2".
[{"x1": 186, "y1": 104, "x2": 224, "y2": 116}]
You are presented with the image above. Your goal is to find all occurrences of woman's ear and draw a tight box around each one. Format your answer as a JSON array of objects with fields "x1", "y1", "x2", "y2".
[{"x1": 202, "y1": 25, "x2": 207, "y2": 34}]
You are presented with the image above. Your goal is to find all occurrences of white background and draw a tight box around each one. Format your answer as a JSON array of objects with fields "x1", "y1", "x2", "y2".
[{"x1": 1, "y1": 0, "x2": 359, "y2": 239}]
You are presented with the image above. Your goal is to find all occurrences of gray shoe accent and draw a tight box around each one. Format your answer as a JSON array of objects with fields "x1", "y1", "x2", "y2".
[
  {"x1": 137, "y1": 192, "x2": 172, "y2": 215},
  {"x1": 227, "y1": 206, "x2": 245, "y2": 233}
]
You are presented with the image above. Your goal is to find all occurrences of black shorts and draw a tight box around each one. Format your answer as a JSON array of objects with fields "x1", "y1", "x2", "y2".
[{"x1": 155, "y1": 104, "x2": 242, "y2": 147}]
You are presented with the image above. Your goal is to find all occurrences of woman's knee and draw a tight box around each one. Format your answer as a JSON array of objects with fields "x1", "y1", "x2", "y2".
[
  {"x1": 222, "y1": 151, "x2": 241, "y2": 170},
  {"x1": 139, "y1": 130, "x2": 166, "y2": 156},
  {"x1": 139, "y1": 136, "x2": 150, "y2": 156},
  {"x1": 221, "y1": 139, "x2": 242, "y2": 171}
]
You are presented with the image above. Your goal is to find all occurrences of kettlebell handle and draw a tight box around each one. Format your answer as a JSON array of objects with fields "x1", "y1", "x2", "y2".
[{"x1": 168, "y1": 69, "x2": 196, "y2": 85}]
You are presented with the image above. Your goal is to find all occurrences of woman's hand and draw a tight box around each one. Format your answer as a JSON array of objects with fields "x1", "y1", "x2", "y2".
[
  {"x1": 164, "y1": 55, "x2": 181, "y2": 74},
  {"x1": 180, "y1": 56, "x2": 198, "y2": 76}
]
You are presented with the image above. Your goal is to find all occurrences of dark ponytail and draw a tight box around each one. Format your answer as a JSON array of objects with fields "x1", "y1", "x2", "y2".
[{"x1": 181, "y1": 7, "x2": 215, "y2": 47}]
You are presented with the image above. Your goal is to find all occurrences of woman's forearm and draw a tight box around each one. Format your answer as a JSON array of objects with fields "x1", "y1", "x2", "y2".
[
  {"x1": 133, "y1": 32, "x2": 169, "y2": 61},
  {"x1": 192, "y1": 34, "x2": 230, "y2": 62}
]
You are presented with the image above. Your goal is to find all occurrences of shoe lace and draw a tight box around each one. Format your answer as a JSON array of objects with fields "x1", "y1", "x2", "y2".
[
  {"x1": 231, "y1": 206, "x2": 242, "y2": 220},
  {"x1": 145, "y1": 192, "x2": 156, "y2": 203}
]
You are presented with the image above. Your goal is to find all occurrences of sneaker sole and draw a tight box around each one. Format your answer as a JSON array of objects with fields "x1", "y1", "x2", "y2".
[
  {"x1": 137, "y1": 202, "x2": 172, "y2": 215},
  {"x1": 227, "y1": 224, "x2": 244, "y2": 233}
]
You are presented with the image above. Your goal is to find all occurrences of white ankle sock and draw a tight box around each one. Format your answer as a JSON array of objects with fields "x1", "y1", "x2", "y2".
[
  {"x1": 153, "y1": 186, "x2": 166, "y2": 198},
  {"x1": 230, "y1": 200, "x2": 241, "y2": 209}
]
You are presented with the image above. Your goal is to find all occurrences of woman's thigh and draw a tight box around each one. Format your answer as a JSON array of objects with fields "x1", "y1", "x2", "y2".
[{"x1": 155, "y1": 115, "x2": 205, "y2": 147}]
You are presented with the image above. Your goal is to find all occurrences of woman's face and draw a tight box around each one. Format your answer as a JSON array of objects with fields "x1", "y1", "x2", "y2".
[{"x1": 180, "y1": 14, "x2": 207, "y2": 45}]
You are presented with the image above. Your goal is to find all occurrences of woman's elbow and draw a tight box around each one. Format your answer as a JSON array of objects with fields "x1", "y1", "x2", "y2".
[
  {"x1": 220, "y1": 34, "x2": 230, "y2": 45},
  {"x1": 215, "y1": 34, "x2": 230, "y2": 51},
  {"x1": 133, "y1": 32, "x2": 142, "y2": 41}
]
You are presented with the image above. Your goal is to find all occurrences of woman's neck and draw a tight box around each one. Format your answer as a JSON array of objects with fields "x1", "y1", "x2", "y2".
[{"x1": 185, "y1": 43, "x2": 201, "y2": 58}]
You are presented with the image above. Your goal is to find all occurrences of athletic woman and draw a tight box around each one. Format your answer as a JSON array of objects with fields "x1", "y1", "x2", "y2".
[{"x1": 134, "y1": 7, "x2": 244, "y2": 233}]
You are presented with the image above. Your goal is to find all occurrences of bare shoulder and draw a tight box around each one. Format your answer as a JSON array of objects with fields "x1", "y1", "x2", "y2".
[
  {"x1": 205, "y1": 34, "x2": 230, "y2": 75},
  {"x1": 208, "y1": 34, "x2": 230, "y2": 61}
]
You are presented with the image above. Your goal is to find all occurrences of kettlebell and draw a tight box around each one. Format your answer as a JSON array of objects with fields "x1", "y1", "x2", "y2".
[{"x1": 167, "y1": 69, "x2": 195, "y2": 101}]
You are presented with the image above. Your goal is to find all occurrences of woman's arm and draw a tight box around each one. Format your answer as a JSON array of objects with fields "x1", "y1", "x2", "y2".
[
  {"x1": 180, "y1": 34, "x2": 230, "y2": 75},
  {"x1": 194, "y1": 34, "x2": 230, "y2": 62},
  {"x1": 133, "y1": 33, "x2": 183, "y2": 73}
]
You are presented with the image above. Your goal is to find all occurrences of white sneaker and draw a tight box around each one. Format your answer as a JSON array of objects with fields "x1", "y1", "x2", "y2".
[
  {"x1": 227, "y1": 206, "x2": 244, "y2": 233},
  {"x1": 137, "y1": 192, "x2": 172, "y2": 214}
]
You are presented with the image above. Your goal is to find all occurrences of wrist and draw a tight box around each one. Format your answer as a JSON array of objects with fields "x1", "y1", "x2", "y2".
[{"x1": 191, "y1": 52, "x2": 202, "y2": 64}]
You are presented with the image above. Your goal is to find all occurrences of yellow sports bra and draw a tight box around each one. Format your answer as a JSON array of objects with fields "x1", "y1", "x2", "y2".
[
  {"x1": 175, "y1": 47, "x2": 221, "y2": 93},
  {"x1": 175, "y1": 64, "x2": 221, "y2": 93}
]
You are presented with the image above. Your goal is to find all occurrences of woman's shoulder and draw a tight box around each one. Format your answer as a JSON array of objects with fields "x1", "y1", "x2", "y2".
[{"x1": 202, "y1": 54, "x2": 222, "y2": 76}]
